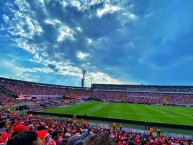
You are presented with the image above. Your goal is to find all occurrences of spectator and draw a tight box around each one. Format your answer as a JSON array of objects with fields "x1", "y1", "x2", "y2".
[
  {"x1": 0, "y1": 121, "x2": 10, "y2": 144},
  {"x1": 84, "y1": 133, "x2": 117, "y2": 145},
  {"x1": 6, "y1": 131, "x2": 43, "y2": 145},
  {"x1": 67, "y1": 131, "x2": 90, "y2": 145},
  {"x1": 157, "y1": 127, "x2": 161, "y2": 137}
]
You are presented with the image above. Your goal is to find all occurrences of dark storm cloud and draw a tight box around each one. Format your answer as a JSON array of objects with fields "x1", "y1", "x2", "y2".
[{"x1": 47, "y1": 64, "x2": 58, "y2": 72}]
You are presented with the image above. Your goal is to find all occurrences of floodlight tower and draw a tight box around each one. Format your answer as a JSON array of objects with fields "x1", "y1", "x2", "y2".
[{"x1": 81, "y1": 69, "x2": 87, "y2": 88}]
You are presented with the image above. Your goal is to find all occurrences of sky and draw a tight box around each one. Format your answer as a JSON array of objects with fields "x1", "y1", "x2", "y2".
[{"x1": 0, "y1": 0, "x2": 193, "y2": 87}]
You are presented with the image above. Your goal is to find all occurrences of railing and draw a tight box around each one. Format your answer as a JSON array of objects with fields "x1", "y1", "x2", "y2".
[{"x1": 163, "y1": 132, "x2": 193, "y2": 140}]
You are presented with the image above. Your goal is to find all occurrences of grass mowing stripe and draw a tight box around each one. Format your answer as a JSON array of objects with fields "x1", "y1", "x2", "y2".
[
  {"x1": 97, "y1": 102, "x2": 114, "y2": 118},
  {"x1": 133, "y1": 105, "x2": 160, "y2": 122},
  {"x1": 143, "y1": 105, "x2": 181, "y2": 124},
  {"x1": 124, "y1": 104, "x2": 142, "y2": 121},
  {"x1": 59, "y1": 103, "x2": 90, "y2": 114},
  {"x1": 76, "y1": 102, "x2": 102, "y2": 115},
  {"x1": 42, "y1": 102, "x2": 97, "y2": 114},
  {"x1": 142, "y1": 105, "x2": 191, "y2": 124},
  {"x1": 109, "y1": 103, "x2": 123, "y2": 119},
  {"x1": 90, "y1": 102, "x2": 109, "y2": 117},
  {"x1": 153, "y1": 105, "x2": 193, "y2": 125},
  {"x1": 40, "y1": 101, "x2": 193, "y2": 126}
]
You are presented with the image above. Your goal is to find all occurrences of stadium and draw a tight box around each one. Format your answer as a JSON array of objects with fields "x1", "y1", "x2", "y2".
[
  {"x1": 1, "y1": 0, "x2": 193, "y2": 145},
  {"x1": 1, "y1": 77, "x2": 193, "y2": 145}
]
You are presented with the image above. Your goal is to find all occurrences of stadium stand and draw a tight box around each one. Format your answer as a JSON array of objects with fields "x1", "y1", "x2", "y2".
[
  {"x1": 0, "y1": 77, "x2": 91, "y2": 101},
  {"x1": 91, "y1": 84, "x2": 193, "y2": 93},
  {"x1": 1, "y1": 77, "x2": 193, "y2": 144},
  {"x1": 0, "y1": 110, "x2": 193, "y2": 145},
  {"x1": 1, "y1": 77, "x2": 193, "y2": 106}
]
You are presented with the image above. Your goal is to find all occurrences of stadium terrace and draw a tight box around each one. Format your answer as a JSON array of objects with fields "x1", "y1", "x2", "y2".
[{"x1": 0, "y1": 77, "x2": 193, "y2": 145}]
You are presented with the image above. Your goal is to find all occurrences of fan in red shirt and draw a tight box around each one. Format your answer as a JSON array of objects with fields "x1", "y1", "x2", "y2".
[{"x1": 0, "y1": 121, "x2": 10, "y2": 144}]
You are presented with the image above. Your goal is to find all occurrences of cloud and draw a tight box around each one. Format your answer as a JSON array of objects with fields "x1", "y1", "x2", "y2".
[
  {"x1": 47, "y1": 64, "x2": 58, "y2": 72},
  {"x1": 97, "y1": 4, "x2": 121, "y2": 17},
  {"x1": 123, "y1": 12, "x2": 138, "y2": 21},
  {"x1": 2, "y1": 14, "x2": 9, "y2": 23},
  {"x1": 0, "y1": 58, "x2": 52, "y2": 82},
  {"x1": 57, "y1": 26, "x2": 75, "y2": 42},
  {"x1": 77, "y1": 51, "x2": 90, "y2": 60},
  {"x1": 86, "y1": 71, "x2": 122, "y2": 86},
  {"x1": 44, "y1": 19, "x2": 61, "y2": 26},
  {"x1": 1, "y1": 0, "x2": 193, "y2": 86}
]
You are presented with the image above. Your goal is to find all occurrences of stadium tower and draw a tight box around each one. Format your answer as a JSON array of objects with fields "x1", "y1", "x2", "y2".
[{"x1": 81, "y1": 69, "x2": 87, "y2": 87}]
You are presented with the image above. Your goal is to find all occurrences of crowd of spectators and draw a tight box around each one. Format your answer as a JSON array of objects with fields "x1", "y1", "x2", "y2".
[
  {"x1": 0, "y1": 78, "x2": 193, "y2": 144},
  {"x1": 0, "y1": 94, "x2": 15, "y2": 106},
  {"x1": 1, "y1": 77, "x2": 193, "y2": 105},
  {"x1": 0, "y1": 94, "x2": 7, "y2": 104},
  {"x1": 91, "y1": 91, "x2": 193, "y2": 105},
  {"x1": 0, "y1": 110, "x2": 192, "y2": 145},
  {"x1": 0, "y1": 78, "x2": 91, "y2": 101},
  {"x1": 91, "y1": 84, "x2": 193, "y2": 93}
]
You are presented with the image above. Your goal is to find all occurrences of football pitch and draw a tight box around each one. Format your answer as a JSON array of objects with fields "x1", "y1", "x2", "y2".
[{"x1": 40, "y1": 101, "x2": 193, "y2": 126}]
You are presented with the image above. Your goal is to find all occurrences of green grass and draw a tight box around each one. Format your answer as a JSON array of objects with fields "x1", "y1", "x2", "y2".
[{"x1": 40, "y1": 101, "x2": 193, "y2": 126}]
